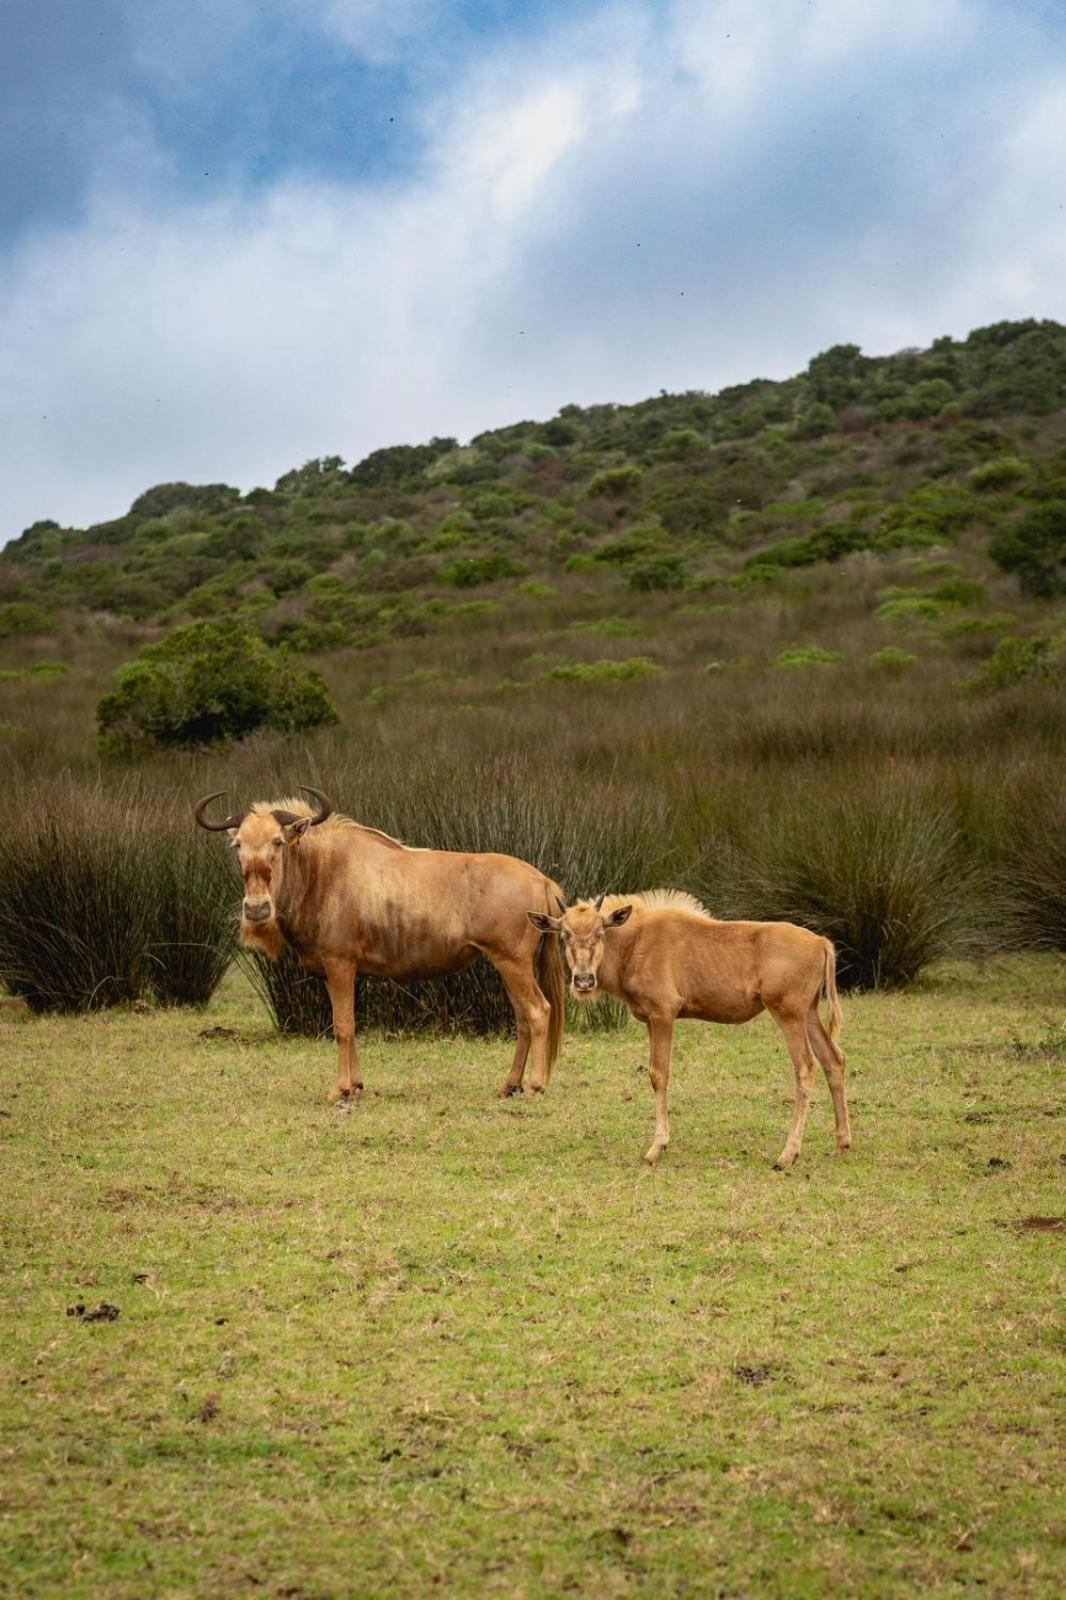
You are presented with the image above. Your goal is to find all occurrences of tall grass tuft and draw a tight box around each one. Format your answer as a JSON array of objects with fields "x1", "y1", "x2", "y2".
[
  {"x1": 1003, "y1": 783, "x2": 1066, "y2": 951},
  {"x1": 0, "y1": 784, "x2": 236, "y2": 1012},
  {"x1": 145, "y1": 837, "x2": 238, "y2": 1005},
  {"x1": 717, "y1": 782, "x2": 978, "y2": 990},
  {"x1": 240, "y1": 946, "x2": 334, "y2": 1036}
]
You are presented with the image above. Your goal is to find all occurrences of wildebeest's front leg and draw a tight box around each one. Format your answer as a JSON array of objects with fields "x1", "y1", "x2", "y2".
[
  {"x1": 643, "y1": 1017, "x2": 674, "y2": 1164},
  {"x1": 322, "y1": 956, "x2": 362, "y2": 1102}
]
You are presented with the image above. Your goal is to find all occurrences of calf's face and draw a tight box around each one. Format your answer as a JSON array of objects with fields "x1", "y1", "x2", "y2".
[{"x1": 527, "y1": 899, "x2": 632, "y2": 998}]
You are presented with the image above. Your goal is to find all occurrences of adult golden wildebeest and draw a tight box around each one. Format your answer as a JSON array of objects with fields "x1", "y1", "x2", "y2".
[
  {"x1": 528, "y1": 891, "x2": 850, "y2": 1169},
  {"x1": 196, "y1": 787, "x2": 565, "y2": 1101}
]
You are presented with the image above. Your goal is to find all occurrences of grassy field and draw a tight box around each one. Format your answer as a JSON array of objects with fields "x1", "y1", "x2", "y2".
[{"x1": 1, "y1": 957, "x2": 1063, "y2": 1599}]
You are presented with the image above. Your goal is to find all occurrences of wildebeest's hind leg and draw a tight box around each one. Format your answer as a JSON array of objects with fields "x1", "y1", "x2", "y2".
[
  {"x1": 769, "y1": 1006, "x2": 820, "y2": 1169},
  {"x1": 491, "y1": 954, "x2": 550, "y2": 1099},
  {"x1": 322, "y1": 957, "x2": 362, "y2": 1102},
  {"x1": 643, "y1": 1017, "x2": 674, "y2": 1165},
  {"x1": 808, "y1": 1010, "x2": 851, "y2": 1154}
]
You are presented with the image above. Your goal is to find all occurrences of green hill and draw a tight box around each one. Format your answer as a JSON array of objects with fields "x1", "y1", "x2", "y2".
[{"x1": 3, "y1": 318, "x2": 1065, "y2": 654}]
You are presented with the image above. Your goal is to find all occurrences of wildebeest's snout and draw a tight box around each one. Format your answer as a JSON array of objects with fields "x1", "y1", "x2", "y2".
[
  {"x1": 572, "y1": 973, "x2": 597, "y2": 993},
  {"x1": 242, "y1": 896, "x2": 272, "y2": 923}
]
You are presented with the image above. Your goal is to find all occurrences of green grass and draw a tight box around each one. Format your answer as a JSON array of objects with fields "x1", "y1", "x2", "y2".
[{"x1": 1, "y1": 958, "x2": 1063, "y2": 1598}]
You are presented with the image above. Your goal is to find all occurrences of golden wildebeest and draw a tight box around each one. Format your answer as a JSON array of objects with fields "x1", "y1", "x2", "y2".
[
  {"x1": 528, "y1": 890, "x2": 850, "y2": 1169},
  {"x1": 196, "y1": 787, "x2": 565, "y2": 1100}
]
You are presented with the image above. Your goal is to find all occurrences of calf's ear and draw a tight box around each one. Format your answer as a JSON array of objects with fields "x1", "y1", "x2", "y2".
[
  {"x1": 605, "y1": 904, "x2": 632, "y2": 927},
  {"x1": 282, "y1": 816, "x2": 313, "y2": 844},
  {"x1": 527, "y1": 910, "x2": 561, "y2": 932}
]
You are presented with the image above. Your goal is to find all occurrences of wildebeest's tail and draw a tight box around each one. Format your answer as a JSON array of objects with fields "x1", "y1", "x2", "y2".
[
  {"x1": 821, "y1": 938, "x2": 843, "y2": 1040},
  {"x1": 538, "y1": 881, "x2": 567, "y2": 1080}
]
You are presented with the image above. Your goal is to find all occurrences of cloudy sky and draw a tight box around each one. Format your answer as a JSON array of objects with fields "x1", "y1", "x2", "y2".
[{"x1": 2, "y1": 0, "x2": 1065, "y2": 540}]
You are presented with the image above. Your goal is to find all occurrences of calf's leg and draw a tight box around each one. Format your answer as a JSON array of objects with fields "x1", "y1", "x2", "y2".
[
  {"x1": 323, "y1": 957, "x2": 362, "y2": 1102},
  {"x1": 808, "y1": 1009, "x2": 851, "y2": 1153},
  {"x1": 643, "y1": 1017, "x2": 674, "y2": 1164},
  {"x1": 770, "y1": 1006, "x2": 819, "y2": 1169}
]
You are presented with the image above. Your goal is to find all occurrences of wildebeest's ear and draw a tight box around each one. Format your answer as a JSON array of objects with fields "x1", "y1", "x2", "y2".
[
  {"x1": 282, "y1": 816, "x2": 313, "y2": 843},
  {"x1": 527, "y1": 911, "x2": 561, "y2": 932},
  {"x1": 605, "y1": 904, "x2": 632, "y2": 927}
]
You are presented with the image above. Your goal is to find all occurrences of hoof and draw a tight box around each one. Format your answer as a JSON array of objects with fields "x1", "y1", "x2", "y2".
[
  {"x1": 327, "y1": 1086, "x2": 349, "y2": 1103},
  {"x1": 772, "y1": 1155, "x2": 795, "y2": 1172},
  {"x1": 643, "y1": 1143, "x2": 667, "y2": 1165},
  {"x1": 497, "y1": 1083, "x2": 522, "y2": 1099},
  {"x1": 522, "y1": 1083, "x2": 545, "y2": 1100}
]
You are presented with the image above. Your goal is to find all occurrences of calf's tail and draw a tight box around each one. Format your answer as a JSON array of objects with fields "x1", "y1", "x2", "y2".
[{"x1": 821, "y1": 938, "x2": 843, "y2": 1040}]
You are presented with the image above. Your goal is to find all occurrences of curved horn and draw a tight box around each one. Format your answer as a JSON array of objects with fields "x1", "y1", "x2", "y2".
[
  {"x1": 194, "y1": 792, "x2": 245, "y2": 832},
  {"x1": 555, "y1": 894, "x2": 569, "y2": 916},
  {"x1": 594, "y1": 892, "x2": 606, "y2": 911},
  {"x1": 299, "y1": 785, "x2": 333, "y2": 826}
]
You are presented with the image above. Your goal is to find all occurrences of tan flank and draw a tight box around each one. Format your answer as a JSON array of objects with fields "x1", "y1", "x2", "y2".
[
  {"x1": 529, "y1": 892, "x2": 849, "y2": 1169},
  {"x1": 196, "y1": 788, "x2": 565, "y2": 1101}
]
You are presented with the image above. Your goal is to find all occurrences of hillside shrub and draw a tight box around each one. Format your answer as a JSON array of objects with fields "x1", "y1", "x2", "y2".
[
  {"x1": 547, "y1": 656, "x2": 661, "y2": 684},
  {"x1": 587, "y1": 465, "x2": 643, "y2": 498},
  {"x1": 771, "y1": 645, "x2": 844, "y2": 670},
  {"x1": 960, "y1": 632, "x2": 1063, "y2": 695},
  {"x1": 439, "y1": 553, "x2": 527, "y2": 587},
  {"x1": 969, "y1": 456, "x2": 1030, "y2": 491},
  {"x1": 875, "y1": 597, "x2": 948, "y2": 624},
  {"x1": 867, "y1": 647, "x2": 918, "y2": 673},
  {"x1": 930, "y1": 577, "x2": 988, "y2": 607},
  {"x1": 988, "y1": 501, "x2": 1066, "y2": 597},
  {"x1": 624, "y1": 552, "x2": 689, "y2": 591},
  {"x1": 0, "y1": 602, "x2": 53, "y2": 637},
  {"x1": 97, "y1": 620, "x2": 338, "y2": 754}
]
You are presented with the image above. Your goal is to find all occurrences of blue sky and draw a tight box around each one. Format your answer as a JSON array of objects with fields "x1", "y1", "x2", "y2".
[{"x1": 2, "y1": 0, "x2": 1065, "y2": 538}]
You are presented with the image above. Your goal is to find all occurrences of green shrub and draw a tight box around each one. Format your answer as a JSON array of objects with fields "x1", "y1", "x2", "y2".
[
  {"x1": 969, "y1": 456, "x2": 1030, "y2": 491},
  {"x1": 988, "y1": 501, "x2": 1066, "y2": 597},
  {"x1": 517, "y1": 580, "x2": 557, "y2": 598},
  {"x1": 547, "y1": 656, "x2": 661, "y2": 684},
  {"x1": 940, "y1": 612, "x2": 1015, "y2": 639},
  {"x1": 867, "y1": 647, "x2": 918, "y2": 673},
  {"x1": 771, "y1": 645, "x2": 844, "y2": 670},
  {"x1": 960, "y1": 632, "x2": 1063, "y2": 695},
  {"x1": 875, "y1": 597, "x2": 948, "y2": 624},
  {"x1": 624, "y1": 552, "x2": 688, "y2": 591},
  {"x1": 96, "y1": 619, "x2": 338, "y2": 754},
  {"x1": 655, "y1": 428, "x2": 706, "y2": 459},
  {"x1": 568, "y1": 616, "x2": 642, "y2": 637},
  {"x1": 0, "y1": 602, "x2": 53, "y2": 638},
  {"x1": 439, "y1": 553, "x2": 527, "y2": 588},
  {"x1": 793, "y1": 402, "x2": 835, "y2": 438},
  {"x1": 930, "y1": 576, "x2": 988, "y2": 607},
  {"x1": 587, "y1": 465, "x2": 643, "y2": 498}
]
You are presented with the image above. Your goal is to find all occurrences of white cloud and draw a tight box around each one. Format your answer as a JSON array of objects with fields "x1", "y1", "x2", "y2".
[
  {"x1": 1, "y1": 1, "x2": 1065, "y2": 539},
  {"x1": 298, "y1": 0, "x2": 443, "y2": 64}
]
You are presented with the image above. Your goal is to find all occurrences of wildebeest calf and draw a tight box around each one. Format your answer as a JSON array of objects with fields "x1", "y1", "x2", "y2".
[{"x1": 529, "y1": 890, "x2": 850, "y2": 1168}]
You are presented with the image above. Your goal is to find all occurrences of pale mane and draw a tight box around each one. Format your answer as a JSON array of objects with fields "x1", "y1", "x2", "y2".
[
  {"x1": 252, "y1": 799, "x2": 411, "y2": 852},
  {"x1": 600, "y1": 888, "x2": 713, "y2": 918}
]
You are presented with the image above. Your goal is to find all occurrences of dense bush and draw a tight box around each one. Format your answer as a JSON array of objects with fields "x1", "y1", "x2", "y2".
[
  {"x1": 97, "y1": 620, "x2": 338, "y2": 754},
  {"x1": 988, "y1": 501, "x2": 1066, "y2": 597},
  {"x1": 0, "y1": 787, "x2": 236, "y2": 1012}
]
